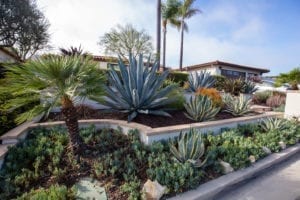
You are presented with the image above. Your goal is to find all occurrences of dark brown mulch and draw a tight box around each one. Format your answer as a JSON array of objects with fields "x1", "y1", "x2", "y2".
[{"x1": 43, "y1": 105, "x2": 258, "y2": 128}]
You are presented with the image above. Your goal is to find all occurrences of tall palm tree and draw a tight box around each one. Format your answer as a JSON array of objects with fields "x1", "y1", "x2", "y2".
[
  {"x1": 157, "y1": 0, "x2": 162, "y2": 71},
  {"x1": 161, "y1": 0, "x2": 181, "y2": 71},
  {"x1": 178, "y1": 0, "x2": 201, "y2": 71},
  {"x1": 4, "y1": 55, "x2": 105, "y2": 156}
]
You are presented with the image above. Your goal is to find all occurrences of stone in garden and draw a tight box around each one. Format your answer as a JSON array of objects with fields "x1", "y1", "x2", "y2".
[
  {"x1": 278, "y1": 141, "x2": 286, "y2": 150},
  {"x1": 219, "y1": 159, "x2": 234, "y2": 174},
  {"x1": 249, "y1": 155, "x2": 256, "y2": 163},
  {"x1": 262, "y1": 146, "x2": 272, "y2": 155},
  {"x1": 75, "y1": 177, "x2": 107, "y2": 200},
  {"x1": 142, "y1": 179, "x2": 167, "y2": 200}
]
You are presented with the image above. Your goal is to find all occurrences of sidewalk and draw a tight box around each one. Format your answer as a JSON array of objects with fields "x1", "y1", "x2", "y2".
[{"x1": 216, "y1": 153, "x2": 300, "y2": 200}]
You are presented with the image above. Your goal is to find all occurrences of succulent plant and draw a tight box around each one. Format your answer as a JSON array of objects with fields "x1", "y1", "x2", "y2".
[
  {"x1": 242, "y1": 80, "x2": 258, "y2": 94},
  {"x1": 169, "y1": 128, "x2": 206, "y2": 167},
  {"x1": 222, "y1": 78, "x2": 245, "y2": 96},
  {"x1": 104, "y1": 54, "x2": 175, "y2": 121},
  {"x1": 186, "y1": 71, "x2": 215, "y2": 92},
  {"x1": 222, "y1": 94, "x2": 251, "y2": 116},
  {"x1": 260, "y1": 117, "x2": 288, "y2": 132},
  {"x1": 184, "y1": 95, "x2": 220, "y2": 122}
]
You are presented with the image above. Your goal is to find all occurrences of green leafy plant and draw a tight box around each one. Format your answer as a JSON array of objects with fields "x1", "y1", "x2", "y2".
[
  {"x1": 222, "y1": 78, "x2": 245, "y2": 96},
  {"x1": 3, "y1": 55, "x2": 105, "y2": 155},
  {"x1": 252, "y1": 90, "x2": 272, "y2": 104},
  {"x1": 222, "y1": 94, "x2": 251, "y2": 116},
  {"x1": 104, "y1": 54, "x2": 175, "y2": 121},
  {"x1": 242, "y1": 80, "x2": 258, "y2": 94},
  {"x1": 184, "y1": 95, "x2": 220, "y2": 122},
  {"x1": 16, "y1": 184, "x2": 76, "y2": 200},
  {"x1": 260, "y1": 117, "x2": 288, "y2": 132},
  {"x1": 169, "y1": 128, "x2": 206, "y2": 167},
  {"x1": 147, "y1": 153, "x2": 202, "y2": 193},
  {"x1": 186, "y1": 71, "x2": 215, "y2": 92}
]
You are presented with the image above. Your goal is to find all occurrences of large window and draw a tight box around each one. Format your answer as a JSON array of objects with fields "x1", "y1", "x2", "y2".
[{"x1": 221, "y1": 69, "x2": 245, "y2": 79}]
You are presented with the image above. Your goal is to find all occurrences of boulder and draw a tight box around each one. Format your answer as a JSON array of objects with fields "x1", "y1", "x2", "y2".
[
  {"x1": 262, "y1": 146, "x2": 272, "y2": 155},
  {"x1": 278, "y1": 141, "x2": 286, "y2": 150},
  {"x1": 249, "y1": 155, "x2": 256, "y2": 163},
  {"x1": 142, "y1": 179, "x2": 167, "y2": 200},
  {"x1": 219, "y1": 159, "x2": 234, "y2": 174}
]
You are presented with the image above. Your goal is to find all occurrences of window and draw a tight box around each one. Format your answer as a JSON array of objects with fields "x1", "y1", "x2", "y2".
[{"x1": 221, "y1": 69, "x2": 245, "y2": 79}]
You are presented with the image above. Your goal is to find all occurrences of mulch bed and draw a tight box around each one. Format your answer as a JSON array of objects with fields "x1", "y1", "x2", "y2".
[{"x1": 42, "y1": 105, "x2": 258, "y2": 128}]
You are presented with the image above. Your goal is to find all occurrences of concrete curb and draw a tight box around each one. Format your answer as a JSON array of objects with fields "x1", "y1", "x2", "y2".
[{"x1": 169, "y1": 143, "x2": 300, "y2": 200}]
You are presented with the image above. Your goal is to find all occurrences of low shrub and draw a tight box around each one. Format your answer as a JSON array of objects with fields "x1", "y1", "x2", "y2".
[
  {"x1": 252, "y1": 90, "x2": 272, "y2": 104},
  {"x1": 166, "y1": 87, "x2": 185, "y2": 110},
  {"x1": 195, "y1": 87, "x2": 223, "y2": 107},
  {"x1": 16, "y1": 184, "x2": 76, "y2": 200},
  {"x1": 266, "y1": 95, "x2": 286, "y2": 108},
  {"x1": 167, "y1": 71, "x2": 189, "y2": 87}
]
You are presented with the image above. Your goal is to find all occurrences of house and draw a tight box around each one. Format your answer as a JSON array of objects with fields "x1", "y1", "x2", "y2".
[{"x1": 182, "y1": 60, "x2": 270, "y2": 80}]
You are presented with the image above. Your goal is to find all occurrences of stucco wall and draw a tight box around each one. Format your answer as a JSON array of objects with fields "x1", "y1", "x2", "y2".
[{"x1": 284, "y1": 91, "x2": 300, "y2": 119}]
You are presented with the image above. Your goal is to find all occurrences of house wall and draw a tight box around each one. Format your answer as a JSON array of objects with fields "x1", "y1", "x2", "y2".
[{"x1": 188, "y1": 64, "x2": 262, "y2": 80}]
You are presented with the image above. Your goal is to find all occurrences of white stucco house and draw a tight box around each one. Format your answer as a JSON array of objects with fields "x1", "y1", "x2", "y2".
[{"x1": 182, "y1": 60, "x2": 270, "y2": 80}]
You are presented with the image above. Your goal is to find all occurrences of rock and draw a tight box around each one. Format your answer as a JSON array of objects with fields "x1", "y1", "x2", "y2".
[
  {"x1": 219, "y1": 159, "x2": 234, "y2": 174},
  {"x1": 249, "y1": 155, "x2": 256, "y2": 163},
  {"x1": 262, "y1": 146, "x2": 272, "y2": 155},
  {"x1": 75, "y1": 177, "x2": 107, "y2": 200},
  {"x1": 142, "y1": 179, "x2": 167, "y2": 200},
  {"x1": 278, "y1": 141, "x2": 286, "y2": 150}
]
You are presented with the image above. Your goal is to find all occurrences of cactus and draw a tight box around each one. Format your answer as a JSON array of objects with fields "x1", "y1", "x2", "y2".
[
  {"x1": 186, "y1": 71, "x2": 215, "y2": 92},
  {"x1": 184, "y1": 95, "x2": 220, "y2": 122},
  {"x1": 169, "y1": 128, "x2": 206, "y2": 167},
  {"x1": 242, "y1": 80, "x2": 258, "y2": 94}
]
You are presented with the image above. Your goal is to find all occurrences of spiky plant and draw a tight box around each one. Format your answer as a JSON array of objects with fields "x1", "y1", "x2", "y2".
[
  {"x1": 169, "y1": 128, "x2": 206, "y2": 167},
  {"x1": 3, "y1": 55, "x2": 105, "y2": 155},
  {"x1": 222, "y1": 78, "x2": 245, "y2": 96},
  {"x1": 260, "y1": 117, "x2": 288, "y2": 132},
  {"x1": 222, "y1": 94, "x2": 251, "y2": 116},
  {"x1": 184, "y1": 95, "x2": 220, "y2": 122},
  {"x1": 187, "y1": 71, "x2": 215, "y2": 92},
  {"x1": 242, "y1": 80, "x2": 258, "y2": 94},
  {"x1": 104, "y1": 54, "x2": 176, "y2": 122}
]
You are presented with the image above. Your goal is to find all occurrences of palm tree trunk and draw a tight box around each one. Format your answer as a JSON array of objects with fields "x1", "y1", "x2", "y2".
[
  {"x1": 156, "y1": 0, "x2": 161, "y2": 71},
  {"x1": 162, "y1": 24, "x2": 167, "y2": 71},
  {"x1": 61, "y1": 96, "x2": 83, "y2": 156},
  {"x1": 179, "y1": 20, "x2": 184, "y2": 71}
]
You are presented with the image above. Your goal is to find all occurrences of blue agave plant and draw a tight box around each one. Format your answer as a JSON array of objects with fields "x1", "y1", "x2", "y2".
[{"x1": 105, "y1": 55, "x2": 176, "y2": 121}]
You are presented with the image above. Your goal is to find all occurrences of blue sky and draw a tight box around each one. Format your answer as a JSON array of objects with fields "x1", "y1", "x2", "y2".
[{"x1": 37, "y1": 0, "x2": 300, "y2": 75}]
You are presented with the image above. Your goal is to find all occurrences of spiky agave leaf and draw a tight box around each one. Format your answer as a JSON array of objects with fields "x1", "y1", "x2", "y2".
[
  {"x1": 222, "y1": 94, "x2": 251, "y2": 116},
  {"x1": 184, "y1": 95, "x2": 220, "y2": 122},
  {"x1": 260, "y1": 117, "x2": 288, "y2": 132},
  {"x1": 187, "y1": 71, "x2": 215, "y2": 92},
  {"x1": 169, "y1": 128, "x2": 206, "y2": 168},
  {"x1": 104, "y1": 54, "x2": 176, "y2": 121}
]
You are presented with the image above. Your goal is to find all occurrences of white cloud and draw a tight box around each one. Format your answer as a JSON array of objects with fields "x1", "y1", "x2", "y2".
[{"x1": 36, "y1": 0, "x2": 299, "y2": 75}]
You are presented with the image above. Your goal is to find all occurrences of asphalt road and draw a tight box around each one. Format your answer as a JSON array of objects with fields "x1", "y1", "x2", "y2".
[{"x1": 215, "y1": 153, "x2": 300, "y2": 200}]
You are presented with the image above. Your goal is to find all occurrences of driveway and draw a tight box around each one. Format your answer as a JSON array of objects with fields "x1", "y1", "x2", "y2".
[{"x1": 215, "y1": 153, "x2": 300, "y2": 200}]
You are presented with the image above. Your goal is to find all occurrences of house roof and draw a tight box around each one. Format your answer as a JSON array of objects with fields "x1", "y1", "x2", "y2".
[
  {"x1": 0, "y1": 47, "x2": 21, "y2": 62},
  {"x1": 183, "y1": 60, "x2": 270, "y2": 73}
]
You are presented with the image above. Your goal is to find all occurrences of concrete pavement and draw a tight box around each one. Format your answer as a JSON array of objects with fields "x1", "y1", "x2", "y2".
[{"x1": 216, "y1": 153, "x2": 300, "y2": 200}]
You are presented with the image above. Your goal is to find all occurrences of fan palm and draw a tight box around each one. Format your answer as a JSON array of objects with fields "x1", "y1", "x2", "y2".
[
  {"x1": 161, "y1": 0, "x2": 181, "y2": 71},
  {"x1": 178, "y1": 0, "x2": 201, "y2": 71},
  {"x1": 3, "y1": 55, "x2": 105, "y2": 155}
]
